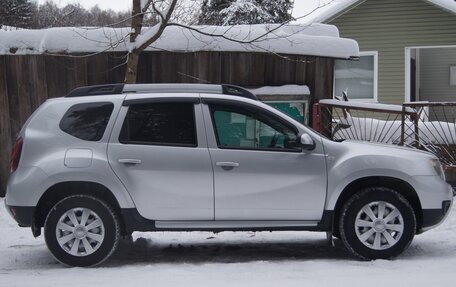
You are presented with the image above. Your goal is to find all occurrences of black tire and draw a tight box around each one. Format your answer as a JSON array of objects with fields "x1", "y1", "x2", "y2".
[
  {"x1": 44, "y1": 195, "x2": 120, "y2": 267},
  {"x1": 339, "y1": 187, "x2": 416, "y2": 260}
]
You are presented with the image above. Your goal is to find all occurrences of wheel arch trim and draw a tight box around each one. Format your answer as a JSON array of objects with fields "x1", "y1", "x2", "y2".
[
  {"x1": 329, "y1": 176, "x2": 423, "y2": 233},
  {"x1": 34, "y1": 181, "x2": 129, "y2": 235}
]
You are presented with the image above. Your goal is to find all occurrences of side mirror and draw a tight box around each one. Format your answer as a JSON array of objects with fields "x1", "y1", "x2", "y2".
[{"x1": 300, "y1": 133, "x2": 315, "y2": 150}]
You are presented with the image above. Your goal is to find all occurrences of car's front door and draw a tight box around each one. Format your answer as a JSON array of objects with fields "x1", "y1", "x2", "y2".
[
  {"x1": 108, "y1": 95, "x2": 214, "y2": 220},
  {"x1": 203, "y1": 99, "x2": 327, "y2": 221}
]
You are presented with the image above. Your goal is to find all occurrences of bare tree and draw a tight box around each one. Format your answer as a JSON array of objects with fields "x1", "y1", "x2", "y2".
[
  {"x1": 63, "y1": 0, "x2": 332, "y2": 83},
  {"x1": 124, "y1": 0, "x2": 178, "y2": 83}
]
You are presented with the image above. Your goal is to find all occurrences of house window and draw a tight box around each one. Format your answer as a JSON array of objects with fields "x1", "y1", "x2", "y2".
[{"x1": 334, "y1": 51, "x2": 378, "y2": 102}]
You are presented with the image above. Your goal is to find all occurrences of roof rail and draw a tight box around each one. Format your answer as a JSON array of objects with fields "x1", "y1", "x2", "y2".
[
  {"x1": 65, "y1": 83, "x2": 258, "y2": 100},
  {"x1": 222, "y1": 84, "x2": 257, "y2": 100},
  {"x1": 65, "y1": 84, "x2": 124, "y2": 97}
]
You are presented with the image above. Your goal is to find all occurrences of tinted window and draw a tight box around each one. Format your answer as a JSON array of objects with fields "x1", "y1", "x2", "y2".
[
  {"x1": 210, "y1": 103, "x2": 299, "y2": 151},
  {"x1": 60, "y1": 102, "x2": 114, "y2": 141},
  {"x1": 119, "y1": 102, "x2": 196, "y2": 147}
]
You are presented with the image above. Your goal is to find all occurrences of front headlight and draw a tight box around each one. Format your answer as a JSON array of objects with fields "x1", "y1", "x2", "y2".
[{"x1": 430, "y1": 159, "x2": 445, "y2": 181}]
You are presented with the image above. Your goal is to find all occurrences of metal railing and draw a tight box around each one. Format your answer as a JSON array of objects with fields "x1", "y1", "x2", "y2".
[{"x1": 313, "y1": 100, "x2": 456, "y2": 170}]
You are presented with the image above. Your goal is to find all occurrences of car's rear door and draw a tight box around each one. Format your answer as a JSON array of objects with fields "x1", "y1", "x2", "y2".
[{"x1": 108, "y1": 94, "x2": 214, "y2": 220}]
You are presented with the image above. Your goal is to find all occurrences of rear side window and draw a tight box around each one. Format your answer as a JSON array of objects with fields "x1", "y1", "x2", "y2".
[
  {"x1": 119, "y1": 102, "x2": 197, "y2": 147},
  {"x1": 60, "y1": 102, "x2": 114, "y2": 141}
]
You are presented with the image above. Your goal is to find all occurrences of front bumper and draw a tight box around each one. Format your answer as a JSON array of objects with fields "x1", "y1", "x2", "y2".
[
  {"x1": 408, "y1": 175, "x2": 453, "y2": 233},
  {"x1": 418, "y1": 184, "x2": 453, "y2": 233},
  {"x1": 420, "y1": 200, "x2": 452, "y2": 230},
  {"x1": 4, "y1": 202, "x2": 35, "y2": 227}
]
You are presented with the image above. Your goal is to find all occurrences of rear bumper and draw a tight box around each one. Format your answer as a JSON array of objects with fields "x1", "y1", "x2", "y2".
[{"x1": 4, "y1": 202, "x2": 35, "y2": 227}]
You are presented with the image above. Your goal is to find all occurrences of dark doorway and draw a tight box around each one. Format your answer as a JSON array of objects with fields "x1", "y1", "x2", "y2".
[{"x1": 410, "y1": 58, "x2": 416, "y2": 102}]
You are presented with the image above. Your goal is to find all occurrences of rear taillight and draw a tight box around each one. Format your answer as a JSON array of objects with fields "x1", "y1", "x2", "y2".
[{"x1": 10, "y1": 137, "x2": 23, "y2": 173}]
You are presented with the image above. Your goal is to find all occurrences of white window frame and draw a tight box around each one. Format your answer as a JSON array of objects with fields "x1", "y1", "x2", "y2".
[{"x1": 334, "y1": 51, "x2": 378, "y2": 102}]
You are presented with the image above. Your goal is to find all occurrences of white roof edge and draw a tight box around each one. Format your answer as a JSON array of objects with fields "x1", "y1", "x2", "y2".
[
  {"x1": 312, "y1": 0, "x2": 364, "y2": 23},
  {"x1": 313, "y1": 0, "x2": 455, "y2": 23},
  {"x1": 426, "y1": 0, "x2": 456, "y2": 15}
]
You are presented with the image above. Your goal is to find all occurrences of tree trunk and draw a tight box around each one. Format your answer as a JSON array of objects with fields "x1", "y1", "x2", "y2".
[
  {"x1": 124, "y1": 0, "x2": 178, "y2": 83},
  {"x1": 124, "y1": 50, "x2": 140, "y2": 83}
]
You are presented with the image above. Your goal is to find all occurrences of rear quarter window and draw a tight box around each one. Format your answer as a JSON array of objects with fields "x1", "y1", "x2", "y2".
[{"x1": 59, "y1": 102, "x2": 114, "y2": 141}]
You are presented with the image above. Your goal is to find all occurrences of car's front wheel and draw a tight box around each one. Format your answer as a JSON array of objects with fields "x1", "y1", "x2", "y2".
[
  {"x1": 339, "y1": 187, "x2": 416, "y2": 260},
  {"x1": 44, "y1": 195, "x2": 120, "y2": 267}
]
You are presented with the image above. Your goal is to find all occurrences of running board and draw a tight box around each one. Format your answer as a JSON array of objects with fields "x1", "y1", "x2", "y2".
[{"x1": 155, "y1": 220, "x2": 319, "y2": 229}]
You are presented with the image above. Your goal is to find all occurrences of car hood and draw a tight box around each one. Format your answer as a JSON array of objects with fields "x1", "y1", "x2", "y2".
[{"x1": 341, "y1": 140, "x2": 437, "y2": 158}]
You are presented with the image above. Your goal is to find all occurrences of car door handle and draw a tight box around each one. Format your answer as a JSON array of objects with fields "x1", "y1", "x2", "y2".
[
  {"x1": 118, "y1": 159, "x2": 142, "y2": 165},
  {"x1": 216, "y1": 162, "x2": 239, "y2": 170}
]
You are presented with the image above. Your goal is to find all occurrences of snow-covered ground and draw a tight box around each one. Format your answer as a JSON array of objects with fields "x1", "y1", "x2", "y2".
[{"x1": 1, "y1": 198, "x2": 455, "y2": 286}]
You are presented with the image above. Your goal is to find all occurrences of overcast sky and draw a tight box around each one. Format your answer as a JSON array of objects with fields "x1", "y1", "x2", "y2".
[{"x1": 36, "y1": 0, "x2": 331, "y2": 20}]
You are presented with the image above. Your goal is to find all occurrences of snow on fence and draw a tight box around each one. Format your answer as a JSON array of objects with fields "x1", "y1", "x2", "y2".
[{"x1": 314, "y1": 100, "x2": 456, "y2": 169}]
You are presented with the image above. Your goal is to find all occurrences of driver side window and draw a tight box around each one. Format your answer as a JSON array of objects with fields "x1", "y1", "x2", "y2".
[{"x1": 209, "y1": 103, "x2": 299, "y2": 151}]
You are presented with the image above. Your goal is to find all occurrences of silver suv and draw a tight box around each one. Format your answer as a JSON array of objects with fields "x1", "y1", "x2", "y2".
[{"x1": 5, "y1": 84, "x2": 453, "y2": 266}]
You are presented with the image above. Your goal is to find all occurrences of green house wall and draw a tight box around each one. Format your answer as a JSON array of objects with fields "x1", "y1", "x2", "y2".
[{"x1": 328, "y1": 0, "x2": 456, "y2": 104}]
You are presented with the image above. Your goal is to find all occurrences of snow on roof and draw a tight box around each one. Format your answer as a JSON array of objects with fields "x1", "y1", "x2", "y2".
[
  {"x1": 248, "y1": 85, "x2": 310, "y2": 95},
  {"x1": 0, "y1": 24, "x2": 359, "y2": 59},
  {"x1": 300, "y1": 0, "x2": 456, "y2": 23}
]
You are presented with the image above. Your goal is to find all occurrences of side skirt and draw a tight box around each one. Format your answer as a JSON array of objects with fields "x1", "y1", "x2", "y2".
[{"x1": 121, "y1": 208, "x2": 334, "y2": 232}]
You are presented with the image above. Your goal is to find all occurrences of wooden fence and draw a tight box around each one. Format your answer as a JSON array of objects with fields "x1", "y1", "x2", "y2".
[{"x1": 0, "y1": 51, "x2": 334, "y2": 197}]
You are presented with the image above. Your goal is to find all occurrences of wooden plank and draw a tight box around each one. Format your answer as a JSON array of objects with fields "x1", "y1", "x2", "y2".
[
  {"x1": 314, "y1": 57, "x2": 334, "y2": 101},
  {"x1": 264, "y1": 52, "x2": 275, "y2": 85},
  {"x1": 35, "y1": 56, "x2": 49, "y2": 105},
  {"x1": 220, "y1": 52, "x2": 232, "y2": 84},
  {"x1": 45, "y1": 56, "x2": 67, "y2": 98},
  {"x1": 87, "y1": 54, "x2": 109, "y2": 85},
  {"x1": 197, "y1": 52, "x2": 221, "y2": 84},
  {"x1": 237, "y1": 53, "x2": 250, "y2": 86},
  {"x1": 137, "y1": 52, "x2": 152, "y2": 83},
  {"x1": 250, "y1": 53, "x2": 266, "y2": 87},
  {"x1": 148, "y1": 52, "x2": 159, "y2": 83},
  {"x1": 18, "y1": 56, "x2": 32, "y2": 125},
  {"x1": 175, "y1": 52, "x2": 191, "y2": 83},
  {"x1": 305, "y1": 56, "x2": 316, "y2": 102},
  {"x1": 65, "y1": 56, "x2": 88, "y2": 92},
  {"x1": 195, "y1": 52, "x2": 213, "y2": 84},
  {"x1": 294, "y1": 55, "x2": 306, "y2": 84},
  {"x1": 211, "y1": 52, "x2": 222, "y2": 84},
  {"x1": 107, "y1": 52, "x2": 127, "y2": 84},
  {"x1": 27, "y1": 56, "x2": 40, "y2": 110},
  {"x1": 6, "y1": 56, "x2": 21, "y2": 139},
  {"x1": 160, "y1": 52, "x2": 177, "y2": 83},
  {"x1": 275, "y1": 54, "x2": 294, "y2": 85},
  {"x1": 0, "y1": 56, "x2": 12, "y2": 197}
]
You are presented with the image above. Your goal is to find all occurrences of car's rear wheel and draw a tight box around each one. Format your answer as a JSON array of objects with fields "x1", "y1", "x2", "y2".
[
  {"x1": 339, "y1": 187, "x2": 416, "y2": 260},
  {"x1": 44, "y1": 195, "x2": 120, "y2": 267}
]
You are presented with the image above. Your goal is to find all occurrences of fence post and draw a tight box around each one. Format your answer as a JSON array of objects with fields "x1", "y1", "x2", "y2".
[
  {"x1": 413, "y1": 111, "x2": 420, "y2": 148},
  {"x1": 312, "y1": 103, "x2": 322, "y2": 132},
  {"x1": 400, "y1": 106, "x2": 406, "y2": 146}
]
